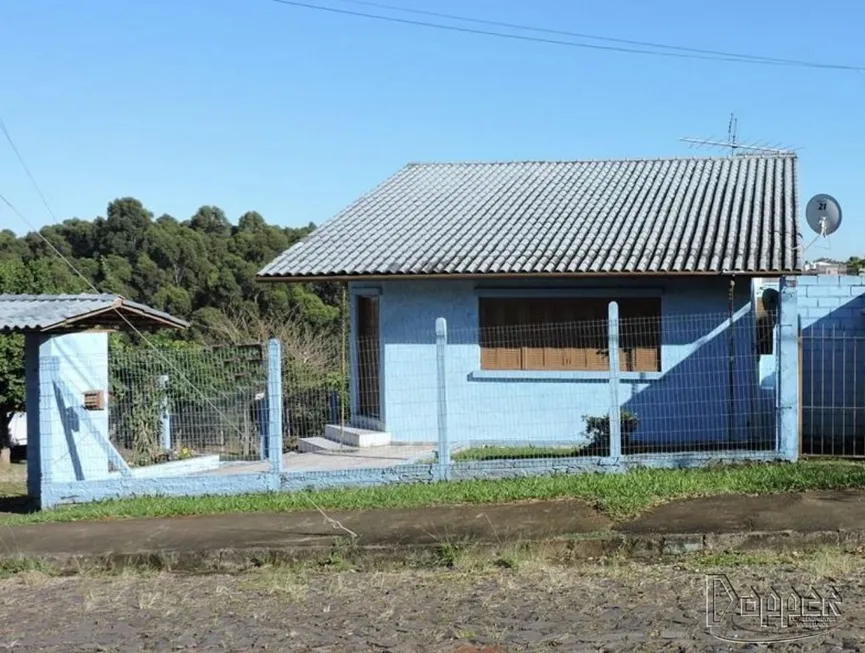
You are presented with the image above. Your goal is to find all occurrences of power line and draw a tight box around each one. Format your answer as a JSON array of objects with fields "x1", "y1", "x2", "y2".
[
  {"x1": 0, "y1": 118, "x2": 253, "y2": 443},
  {"x1": 0, "y1": 117, "x2": 61, "y2": 223},
  {"x1": 0, "y1": 121, "x2": 358, "y2": 528},
  {"x1": 271, "y1": 0, "x2": 865, "y2": 71},
  {"x1": 329, "y1": 0, "x2": 857, "y2": 70}
]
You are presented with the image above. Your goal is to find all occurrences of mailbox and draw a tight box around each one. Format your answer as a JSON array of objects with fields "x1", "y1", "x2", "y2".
[{"x1": 83, "y1": 390, "x2": 106, "y2": 411}]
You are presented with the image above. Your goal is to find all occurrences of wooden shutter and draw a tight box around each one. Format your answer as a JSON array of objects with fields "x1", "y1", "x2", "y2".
[
  {"x1": 480, "y1": 298, "x2": 523, "y2": 370},
  {"x1": 619, "y1": 298, "x2": 661, "y2": 372},
  {"x1": 480, "y1": 295, "x2": 660, "y2": 373},
  {"x1": 579, "y1": 298, "x2": 609, "y2": 371},
  {"x1": 521, "y1": 298, "x2": 543, "y2": 370}
]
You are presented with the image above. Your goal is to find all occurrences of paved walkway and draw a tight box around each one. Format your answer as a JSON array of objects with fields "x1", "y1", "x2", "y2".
[{"x1": 2, "y1": 489, "x2": 865, "y2": 559}]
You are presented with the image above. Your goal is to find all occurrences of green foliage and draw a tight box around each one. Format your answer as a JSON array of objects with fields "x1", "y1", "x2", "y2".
[
  {"x1": 582, "y1": 410, "x2": 640, "y2": 454},
  {"x1": 452, "y1": 445, "x2": 583, "y2": 461},
  {"x1": 0, "y1": 335, "x2": 25, "y2": 444},
  {"x1": 0, "y1": 258, "x2": 89, "y2": 445},
  {"x1": 108, "y1": 339, "x2": 270, "y2": 464},
  {"x1": 282, "y1": 365, "x2": 348, "y2": 451},
  {"x1": 0, "y1": 198, "x2": 344, "y2": 449},
  {"x1": 4, "y1": 461, "x2": 865, "y2": 526},
  {"x1": 0, "y1": 197, "x2": 340, "y2": 339},
  {"x1": 0, "y1": 198, "x2": 348, "y2": 458}
]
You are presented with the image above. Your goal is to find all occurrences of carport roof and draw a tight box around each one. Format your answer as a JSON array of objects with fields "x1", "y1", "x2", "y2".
[{"x1": 0, "y1": 294, "x2": 190, "y2": 334}]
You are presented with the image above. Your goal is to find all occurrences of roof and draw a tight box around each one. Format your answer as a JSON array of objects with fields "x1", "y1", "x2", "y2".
[
  {"x1": 0, "y1": 294, "x2": 190, "y2": 334},
  {"x1": 258, "y1": 154, "x2": 801, "y2": 280}
]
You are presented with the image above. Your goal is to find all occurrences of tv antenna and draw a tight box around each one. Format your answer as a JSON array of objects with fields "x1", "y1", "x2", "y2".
[
  {"x1": 680, "y1": 113, "x2": 798, "y2": 156},
  {"x1": 801, "y1": 193, "x2": 843, "y2": 254}
]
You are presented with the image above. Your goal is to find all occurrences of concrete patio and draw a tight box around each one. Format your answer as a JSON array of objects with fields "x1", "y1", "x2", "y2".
[{"x1": 201, "y1": 443, "x2": 436, "y2": 476}]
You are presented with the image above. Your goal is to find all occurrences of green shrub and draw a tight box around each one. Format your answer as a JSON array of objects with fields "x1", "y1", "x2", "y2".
[{"x1": 582, "y1": 410, "x2": 639, "y2": 454}]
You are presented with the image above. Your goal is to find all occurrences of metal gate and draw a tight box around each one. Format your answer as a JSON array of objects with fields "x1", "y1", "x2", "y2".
[{"x1": 801, "y1": 327, "x2": 865, "y2": 457}]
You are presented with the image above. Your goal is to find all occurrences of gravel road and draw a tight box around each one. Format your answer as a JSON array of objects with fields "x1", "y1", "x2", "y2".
[{"x1": 1, "y1": 552, "x2": 864, "y2": 652}]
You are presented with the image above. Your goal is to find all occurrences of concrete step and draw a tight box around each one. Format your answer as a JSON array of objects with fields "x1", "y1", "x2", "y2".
[
  {"x1": 297, "y1": 437, "x2": 358, "y2": 454},
  {"x1": 324, "y1": 424, "x2": 391, "y2": 448}
]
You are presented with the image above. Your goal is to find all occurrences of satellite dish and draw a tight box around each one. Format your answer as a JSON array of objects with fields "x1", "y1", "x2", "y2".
[{"x1": 805, "y1": 193, "x2": 843, "y2": 236}]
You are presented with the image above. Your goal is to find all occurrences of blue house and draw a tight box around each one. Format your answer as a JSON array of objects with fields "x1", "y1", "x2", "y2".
[{"x1": 259, "y1": 155, "x2": 801, "y2": 458}]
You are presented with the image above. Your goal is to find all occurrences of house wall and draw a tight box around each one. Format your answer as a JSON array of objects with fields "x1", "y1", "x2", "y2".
[
  {"x1": 798, "y1": 275, "x2": 865, "y2": 444},
  {"x1": 350, "y1": 277, "x2": 765, "y2": 447},
  {"x1": 26, "y1": 332, "x2": 112, "y2": 491}
]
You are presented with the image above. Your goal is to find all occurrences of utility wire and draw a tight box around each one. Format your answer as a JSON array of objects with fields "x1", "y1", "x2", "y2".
[
  {"x1": 0, "y1": 124, "x2": 359, "y2": 533},
  {"x1": 0, "y1": 119, "x2": 255, "y2": 444},
  {"x1": 332, "y1": 0, "x2": 856, "y2": 69},
  {"x1": 0, "y1": 117, "x2": 61, "y2": 223},
  {"x1": 272, "y1": 0, "x2": 865, "y2": 71}
]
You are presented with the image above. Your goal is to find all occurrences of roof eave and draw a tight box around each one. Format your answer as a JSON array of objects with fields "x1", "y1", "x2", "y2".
[
  {"x1": 18, "y1": 303, "x2": 189, "y2": 334},
  {"x1": 256, "y1": 269, "x2": 804, "y2": 283}
]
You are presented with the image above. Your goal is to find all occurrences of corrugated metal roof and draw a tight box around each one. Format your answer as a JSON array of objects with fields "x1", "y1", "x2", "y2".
[
  {"x1": 0, "y1": 294, "x2": 190, "y2": 333},
  {"x1": 258, "y1": 155, "x2": 801, "y2": 279}
]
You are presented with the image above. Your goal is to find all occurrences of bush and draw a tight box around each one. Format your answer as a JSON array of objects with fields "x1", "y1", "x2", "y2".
[{"x1": 582, "y1": 410, "x2": 639, "y2": 454}]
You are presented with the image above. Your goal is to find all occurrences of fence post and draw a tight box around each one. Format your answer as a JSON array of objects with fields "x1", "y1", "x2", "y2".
[
  {"x1": 267, "y1": 338, "x2": 284, "y2": 474},
  {"x1": 607, "y1": 301, "x2": 622, "y2": 459},
  {"x1": 435, "y1": 317, "x2": 450, "y2": 478},
  {"x1": 777, "y1": 276, "x2": 799, "y2": 461},
  {"x1": 159, "y1": 375, "x2": 171, "y2": 452}
]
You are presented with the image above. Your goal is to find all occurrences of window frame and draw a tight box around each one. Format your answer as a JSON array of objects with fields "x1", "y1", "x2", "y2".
[{"x1": 473, "y1": 289, "x2": 663, "y2": 381}]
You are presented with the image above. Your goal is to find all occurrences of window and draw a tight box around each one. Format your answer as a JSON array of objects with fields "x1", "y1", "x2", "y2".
[{"x1": 479, "y1": 296, "x2": 661, "y2": 373}]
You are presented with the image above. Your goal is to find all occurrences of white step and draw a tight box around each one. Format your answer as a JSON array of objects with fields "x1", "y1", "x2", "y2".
[
  {"x1": 297, "y1": 437, "x2": 357, "y2": 454},
  {"x1": 324, "y1": 424, "x2": 391, "y2": 448}
]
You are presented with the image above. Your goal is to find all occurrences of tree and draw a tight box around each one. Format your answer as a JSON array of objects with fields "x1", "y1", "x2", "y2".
[
  {"x1": 0, "y1": 198, "x2": 343, "y2": 439},
  {"x1": 0, "y1": 200, "x2": 337, "y2": 330},
  {"x1": 188, "y1": 206, "x2": 231, "y2": 238},
  {"x1": 94, "y1": 198, "x2": 153, "y2": 259},
  {"x1": 0, "y1": 258, "x2": 88, "y2": 456}
]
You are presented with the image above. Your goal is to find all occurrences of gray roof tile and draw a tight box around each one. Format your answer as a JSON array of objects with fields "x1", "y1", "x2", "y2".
[
  {"x1": 0, "y1": 294, "x2": 190, "y2": 333},
  {"x1": 258, "y1": 155, "x2": 801, "y2": 279}
]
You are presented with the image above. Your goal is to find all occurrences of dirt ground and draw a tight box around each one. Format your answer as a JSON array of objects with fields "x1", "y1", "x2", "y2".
[{"x1": 1, "y1": 552, "x2": 865, "y2": 652}]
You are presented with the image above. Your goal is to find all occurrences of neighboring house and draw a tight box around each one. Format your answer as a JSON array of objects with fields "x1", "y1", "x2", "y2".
[
  {"x1": 258, "y1": 155, "x2": 800, "y2": 452},
  {"x1": 804, "y1": 259, "x2": 848, "y2": 275},
  {"x1": 8, "y1": 412, "x2": 26, "y2": 450}
]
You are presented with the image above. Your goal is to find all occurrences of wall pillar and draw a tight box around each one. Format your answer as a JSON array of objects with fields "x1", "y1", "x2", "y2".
[
  {"x1": 26, "y1": 332, "x2": 122, "y2": 508},
  {"x1": 25, "y1": 335, "x2": 46, "y2": 502},
  {"x1": 777, "y1": 276, "x2": 799, "y2": 460}
]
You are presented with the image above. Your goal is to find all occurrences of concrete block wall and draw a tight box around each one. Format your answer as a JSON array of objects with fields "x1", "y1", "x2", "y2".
[
  {"x1": 798, "y1": 275, "x2": 865, "y2": 448},
  {"x1": 799, "y1": 275, "x2": 865, "y2": 332}
]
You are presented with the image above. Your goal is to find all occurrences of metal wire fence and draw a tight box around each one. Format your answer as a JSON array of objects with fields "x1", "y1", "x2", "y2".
[
  {"x1": 279, "y1": 307, "x2": 785, "y2": 475},
  {"x1": 280, "y1": 338, "x2": 348, "y2": 452},
  {"x1": 802, "y1": 326, "x2": 865, "y2": 457},
  {"x1": 108, "y1": 343, "x2": 269, "y2": 467}
]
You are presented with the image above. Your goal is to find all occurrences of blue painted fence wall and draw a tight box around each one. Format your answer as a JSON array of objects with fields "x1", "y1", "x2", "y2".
[
  {"x1": 26, "y1": 332, "x2": 114, "y2": 497},
  {"x1": 351, "y1": 277, "x2": 765, "y2": 448},
  {"x1": 31, "y1": 337, "x2": 284, "y2": 509},
  {"x1": 798, "y1": 275, "x2": 865, "y2": 443}
]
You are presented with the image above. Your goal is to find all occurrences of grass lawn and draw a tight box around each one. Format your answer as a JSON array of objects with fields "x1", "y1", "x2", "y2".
[
  {"x1": 451, "y1": 445, "x2": 588, "y2": 461},
  {"x1": 1, "y1": 459, "x2": 865, "y2": 526}
]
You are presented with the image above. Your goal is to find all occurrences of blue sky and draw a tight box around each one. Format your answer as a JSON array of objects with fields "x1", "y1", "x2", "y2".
[{"x1": 1, "y1": 0, "x2": 863, "y2": 260}]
